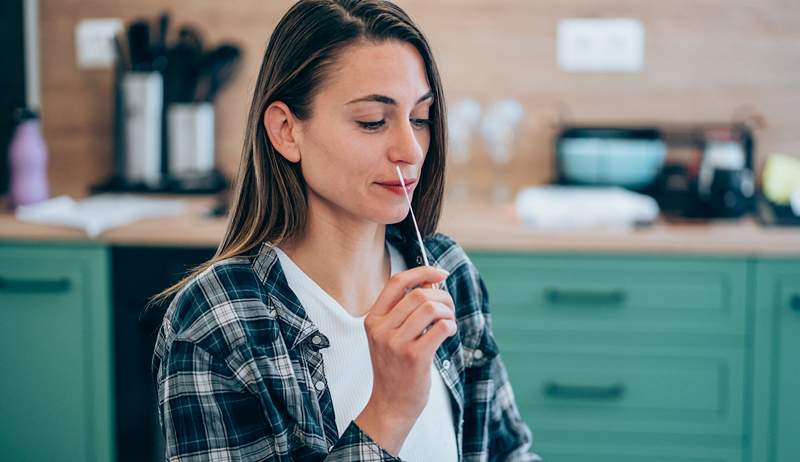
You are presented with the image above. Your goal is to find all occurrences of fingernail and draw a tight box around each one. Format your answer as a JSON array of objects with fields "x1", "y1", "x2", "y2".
[{"x1": 436, "y1": 268, "x2": 450, "y2": 277}]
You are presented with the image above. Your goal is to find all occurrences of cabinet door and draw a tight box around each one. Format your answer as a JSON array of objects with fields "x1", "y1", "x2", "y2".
[
  {"x1": 468, "y1": 252, "x2": 748, "y2": 338},
  {"x1": 470, "y1": 252, "x2": 748, "y2": 462},
  {"x1": 0, "y1": 244, "x2": 113, "y2": 462},
  {"x1": 753, "y1": 260, "x2": 800, "y2": 462}
]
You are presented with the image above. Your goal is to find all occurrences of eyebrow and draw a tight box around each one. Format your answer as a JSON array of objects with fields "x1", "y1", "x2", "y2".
[{"x1": 346, "y1": 90, "x2": 434, "y2": 106}]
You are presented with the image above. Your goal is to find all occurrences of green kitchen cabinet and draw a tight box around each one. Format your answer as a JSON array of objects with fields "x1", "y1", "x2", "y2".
[
  {"x1": 0, "y1": 243, "x2": 114, "y2": 462},
  {"x1": 469, "y1": 252, "x2": 750, "y2": 462},
  {"x1": 752, "y1": 259, "x2": 800, "y2": 462}
]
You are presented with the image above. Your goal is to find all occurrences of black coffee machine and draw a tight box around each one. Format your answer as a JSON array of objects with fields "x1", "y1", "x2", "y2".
[{"x1": 650, "y1": 124, "x2": 755, "y2": 219}]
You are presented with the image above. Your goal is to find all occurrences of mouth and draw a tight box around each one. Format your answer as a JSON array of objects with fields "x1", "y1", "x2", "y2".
[{"x1": 375, "y1": 178, "x2": 417, "y2": 195}]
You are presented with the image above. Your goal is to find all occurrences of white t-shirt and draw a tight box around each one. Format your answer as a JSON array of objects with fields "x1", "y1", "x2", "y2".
[{"x1": 274, "y1": 242, "x2": 458, "y2": 461}]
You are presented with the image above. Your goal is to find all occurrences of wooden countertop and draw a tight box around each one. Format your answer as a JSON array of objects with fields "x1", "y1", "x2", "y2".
[{"x1": 1, "y1": 196, "x2": 799, "y2": 256}]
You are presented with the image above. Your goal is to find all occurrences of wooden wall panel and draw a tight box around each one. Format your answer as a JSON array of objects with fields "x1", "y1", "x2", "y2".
[{"x1": 38, "y1": 0, "x2": 800, "y2": 197}]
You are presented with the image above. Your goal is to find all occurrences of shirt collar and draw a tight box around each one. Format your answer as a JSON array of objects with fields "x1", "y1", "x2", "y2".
[{"x1": 252, "y1": 223, "x2": 432, "y2": 351}]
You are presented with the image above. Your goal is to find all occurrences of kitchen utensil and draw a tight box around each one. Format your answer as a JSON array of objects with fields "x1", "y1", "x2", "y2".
[
  {"x1": 112, "y1": 33, "x2": 130, "y2": 71},
  {"x1": 696, "y1": 128, "x2": 754, "y2": 217},
  {"x1": 650, "y1": 123, "x2": 756, "y2": 219},
  {"x1": 177, "y1": 26, "x2": 203, "y2": 55},
  {"x1": 151, "y1": 12, "x2": 170, "y2": 72},
  {"x1": 707, "y1": 168, "x2": 754, "y2": 217},
  {"x1": 127, "y1": 20, "x2": 152, "y2": 71},
  {"x1": 194, "y1": 44, "x2": 242, "y2": 102},
  {"x1": 165, "y1": 27, "x2": 204, "y2": 103}
]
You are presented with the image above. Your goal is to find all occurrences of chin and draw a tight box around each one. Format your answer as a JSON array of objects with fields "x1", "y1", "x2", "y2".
[{"x1": 360, "y1": 202, "x2": 409, "y2": 226}]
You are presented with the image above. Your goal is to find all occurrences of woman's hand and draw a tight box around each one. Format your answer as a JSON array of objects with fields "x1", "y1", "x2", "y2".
[{"x1": 354, "y1": 266, "x2": 456, "y2": 455}]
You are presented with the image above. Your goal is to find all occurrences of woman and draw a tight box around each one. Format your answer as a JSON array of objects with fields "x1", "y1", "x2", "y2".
[{"x1": 152, "y1": 0, "x2": 540, "y2": 460}]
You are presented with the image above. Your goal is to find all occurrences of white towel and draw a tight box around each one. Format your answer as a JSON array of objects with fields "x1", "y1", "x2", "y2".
[
  {"x1": 15, "y1": 194, "x2": 186, "y2": 238},
  {"x1": 515, "y1": 186, "x2": 659, "y2": 229}
]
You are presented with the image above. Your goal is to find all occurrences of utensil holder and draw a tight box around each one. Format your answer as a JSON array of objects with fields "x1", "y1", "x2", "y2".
[
  {"x1": 122, "y1": 72, "x2": 164, "y2": 187},
  {"x1": 167, "y1": 102, "x2": 215, "y2": 179}
]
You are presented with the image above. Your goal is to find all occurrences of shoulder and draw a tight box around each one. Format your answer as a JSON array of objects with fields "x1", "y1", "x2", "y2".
[
  {"x1": 425, "y1": 232, "x2": 497, "y2": 352},
  {"x1": 159, "y1": 255, "x2": 276, "y2": 359},
  {"x1": 425, "y1": 231, "x2": 483, "y2": 296}
]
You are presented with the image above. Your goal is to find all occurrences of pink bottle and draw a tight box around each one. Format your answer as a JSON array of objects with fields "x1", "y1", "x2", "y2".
[{"x1": 9, "y1": 108, "x2": 49, "y2": 207}]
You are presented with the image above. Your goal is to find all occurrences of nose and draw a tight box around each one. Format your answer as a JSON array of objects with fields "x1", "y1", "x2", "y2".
[{"x1": 388, "y1": 118, "x2": 425, "y2": 166}]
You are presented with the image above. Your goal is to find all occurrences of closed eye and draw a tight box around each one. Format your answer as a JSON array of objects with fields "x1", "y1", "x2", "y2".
[
  {"x1": 411, "y1": 118, "x2": 432, "y2": 129},
  {"x1": 357, "y1": 119, "x2": 432, "y2": 132},
  {"x1": 357, "y1": 120, "x2": 385, "y2": 131}
]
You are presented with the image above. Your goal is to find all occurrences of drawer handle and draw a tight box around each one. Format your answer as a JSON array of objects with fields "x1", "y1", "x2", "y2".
[
  {"x1": 0, "y1": 276, "x2": 72, "y2": 294},
  {"x1": 544, "y1": 288, "x2": 627, "y2": 306},
  {"x1": 543, "y1": 381, "x2": 626, "y2": 400},
  {"x1": 791, "y1": 294, "x2": 800, "y2": 312}
]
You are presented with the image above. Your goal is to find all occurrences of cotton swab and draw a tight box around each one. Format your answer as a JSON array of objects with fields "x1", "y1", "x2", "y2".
[{"x1": 395, "y1": 166, "x2": 440, "y2": 294}]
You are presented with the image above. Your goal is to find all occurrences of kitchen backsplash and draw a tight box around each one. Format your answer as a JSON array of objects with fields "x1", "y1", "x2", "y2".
[{"x1": 39, "y1": 0, "x2": 800, "y2": 197}]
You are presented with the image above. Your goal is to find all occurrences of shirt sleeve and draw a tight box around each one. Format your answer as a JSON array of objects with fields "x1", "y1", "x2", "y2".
[
  {"x1": 157, "y1": 339, "x2": 274, "y2": 461},
  {"x1": 487, "y1": 355, "x2": 543, "y2": 462},
  {"x1": 157, "y1": 339, "x2": 405, "y2": 461},
  {"x1": 326, "y1": 421, "x2": 403, "y2": 461}
]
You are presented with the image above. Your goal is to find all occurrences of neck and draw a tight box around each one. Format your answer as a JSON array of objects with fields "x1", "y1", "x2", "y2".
[{"x1": 279, "y1": 195, "x2": 391, "y2": 318}]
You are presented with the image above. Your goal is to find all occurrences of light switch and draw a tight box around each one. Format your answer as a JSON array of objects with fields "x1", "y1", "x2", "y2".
[
  {"x1": 75, "y1": 18, "x2": 123, "y2": 69},
  {"x1": 557, "y1": 18, "x2": 645, "y2": 73}
]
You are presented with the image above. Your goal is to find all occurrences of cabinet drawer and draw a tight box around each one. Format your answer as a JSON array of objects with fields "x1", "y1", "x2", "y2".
[
  {"x1": 0, "y1": 253, "x2": 85, "y2": 306},
  {"x1": 531, "y1": 440, "x2": 742, "y2": 462},
  {"x1": 470, "y1": 253, "x2": 748, "y2": 336},
  {"x1": 0, "y1": 243, "x2": 113, "y2": 462},
  {"x1": 502, "y1": 343, "x2": 745, "y2": 438}
]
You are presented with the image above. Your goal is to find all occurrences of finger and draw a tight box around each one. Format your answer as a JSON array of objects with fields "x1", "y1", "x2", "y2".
[
  {"x1": 395, "y1": 301, "x2": 455, "y2": 343},
  {"x1": 419, "y1": 281, "x2": 441, "y2": 290},
  {"x1": 384, "y1": 288, "x2": 454, "y2": 329},
  {"x1": 415, "y1": 318, "x2": 457, "y2": 357},
  {"x1": 371, "y1": 266, "x2": 449, "y2": 317}
]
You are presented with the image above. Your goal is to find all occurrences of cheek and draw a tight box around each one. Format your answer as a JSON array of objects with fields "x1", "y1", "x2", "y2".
[{"x1": 301, "y1": 133, "x2": 375, "y2": 197}]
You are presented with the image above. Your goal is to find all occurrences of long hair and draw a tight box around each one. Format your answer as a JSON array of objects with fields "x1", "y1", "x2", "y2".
[{"x1": 149, "y1": 0, "x2": 447, "y2": 308}]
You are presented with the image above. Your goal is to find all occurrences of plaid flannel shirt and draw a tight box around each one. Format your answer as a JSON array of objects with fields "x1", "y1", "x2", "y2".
[{"x1": 152, "y1": 225, "x2": 541, "y2": 461}]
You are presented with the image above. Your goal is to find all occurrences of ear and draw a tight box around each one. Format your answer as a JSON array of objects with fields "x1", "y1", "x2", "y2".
[{"x1": 264, "y1": 101, "x2": 302, "y2": 163}]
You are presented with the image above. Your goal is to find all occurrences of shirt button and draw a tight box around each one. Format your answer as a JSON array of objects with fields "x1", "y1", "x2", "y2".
[
  {"x1": 315, "y1": 381, "x2": 325, "y2": 391},
  {"x1": 311, "y1": 335, "x2": 322, "y2": 345},
  {"x1": 416, "y1": 255, "x2": 424, "y2": 264},
  {"x1": 442, "y1": 360, "x2": 451, "y2": 370},
  {"x1": 329, "y1": 445, "x2": 335, "y2": 452},
  {"x1": 473, "y1": 349, "x2": 483, "y2": 360}
]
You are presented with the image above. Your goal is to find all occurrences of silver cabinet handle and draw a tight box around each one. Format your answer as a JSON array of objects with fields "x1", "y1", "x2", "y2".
[
  {"x1": 0, "y1": 276, "x2": 71, "y2": 293},
  {"x1": 544, "y1": 288, "x2": 627, "y2": 306},
  {"x1": 543, "y1": 381, "x2": 626, "y2": 400}
]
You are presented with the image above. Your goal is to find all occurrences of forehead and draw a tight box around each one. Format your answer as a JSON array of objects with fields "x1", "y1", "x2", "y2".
[{"x1": 320, "y1": 40, "x2": 431, "y2": 105}]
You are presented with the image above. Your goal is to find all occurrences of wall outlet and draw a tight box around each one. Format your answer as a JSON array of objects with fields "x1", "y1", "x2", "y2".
[
  {"x1": 75, "y1": 18, "x2": 123, "y2": 69},
  {"x1": 557, "y1": 18, "x2": 645, "y2": 73}
]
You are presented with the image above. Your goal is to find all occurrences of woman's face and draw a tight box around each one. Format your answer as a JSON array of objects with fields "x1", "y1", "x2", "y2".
[{"x1": 294, "y1": 40, "x2": 434, "y2": 226}]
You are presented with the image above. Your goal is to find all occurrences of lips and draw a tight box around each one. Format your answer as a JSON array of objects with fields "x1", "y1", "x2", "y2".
[
  {"x1": 376, "y1": 177, "x2": 417, "y2": 195},
  {"x1": 376, "y1": 179, "x2": 417, "y2": 187}
]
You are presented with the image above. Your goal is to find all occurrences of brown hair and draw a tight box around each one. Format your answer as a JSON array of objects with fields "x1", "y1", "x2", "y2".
[{"x1": 148, "y1": 0, "x2": 447, "y2": 308}]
